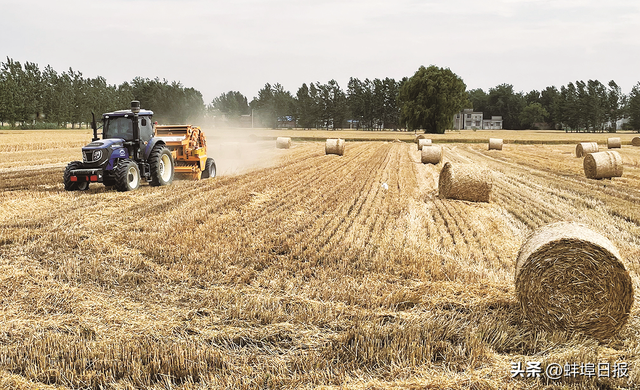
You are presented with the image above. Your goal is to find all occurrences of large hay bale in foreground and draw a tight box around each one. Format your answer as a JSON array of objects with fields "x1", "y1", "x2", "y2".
[
  {"x1": 515, "y1": 222, "x2": 633, "y2": 339},
  {"x1": 583, "y1": 151, "x2": 623, "y2": 179},
  {"x1": 421, "y1": 145, "x2": 442, "y2": 164},
  {"x1": 438, "y1": 162, "x2": 492, "y2": 202},
  {"x1": 276, "y1": 137, "x2": 291, "y2": 149},
  {"x1": 607, "y1": 137, "x2": 621, "y2": 149},
  {"x1": 488, "y1": 138, "x2": 503, "y2": 150},
  {"x1": 575, "y1": 142, "x2": 598, "y2": 157},
  {"x1": 325, "y1": 138, "x2": 345, "y2": 156},
  {"x1": 632, "y1": 136, "x2": 640, "y2": 146},
  {"x1": 418, "y1": 138, "x2": 432, "y2": 150}
]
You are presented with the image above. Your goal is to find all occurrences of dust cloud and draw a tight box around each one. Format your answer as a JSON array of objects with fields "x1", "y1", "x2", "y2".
[{"x1": 201, "y1": 128, "x2": 285, "y2": 176}]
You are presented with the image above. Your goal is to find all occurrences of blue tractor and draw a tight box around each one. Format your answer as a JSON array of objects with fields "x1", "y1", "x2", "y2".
[{"x1": 63, "y1": 101, "x2": 177, "y2": 191}]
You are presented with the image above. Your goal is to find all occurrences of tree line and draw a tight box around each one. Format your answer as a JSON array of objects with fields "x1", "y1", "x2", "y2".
[
  {"x1": 0, "y1": 57, "x2": 204, "y2": 128},
  {"x1": 212, "y1": 76, "x2": 640, "y2": 132},
  {"x1": 2, "y1": 56, "x2": 640, "y2": 132},
  {"x1": 468, "y1": 80, "x2": 640, "y2": 131},
  {"x1": 210, "y1": 77, "x2": 404, "y2": 130}
]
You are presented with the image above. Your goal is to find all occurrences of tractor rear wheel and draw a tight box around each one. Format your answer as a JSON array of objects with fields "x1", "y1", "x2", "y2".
[
  {"x1": 201, "y1": 158, "x2": 216, "y2": 179},
  {"x1": 114, "y1": 159, "x2": 141, "y2": 192},
  {"x1": 63, "y1": 161, "x2": 89, "y2": 191},
  {"x1": 149, "y1": 145, "x2": 174, "y2": 186}
]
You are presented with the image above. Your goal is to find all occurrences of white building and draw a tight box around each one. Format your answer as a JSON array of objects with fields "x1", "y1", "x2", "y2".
[
  {"x1": 483, "y1": 116, "x2": 503, "y2": 130},
  {"x1": 453, "y1": 109, "x2": 502, "y2": 130}
]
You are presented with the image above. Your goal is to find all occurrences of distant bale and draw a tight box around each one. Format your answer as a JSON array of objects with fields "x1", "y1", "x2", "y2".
[
  {"x1": 576, "y1": 142, "x2": 598, "y2": 157},
  {"x1": 248, "y1": 134, "x2": 258, "y2": 143},
  {"x1": 438, "y1": 162, "x2": 493, "y2": 203},
  {"x1": 421, "y1": 145, "x2": 443, "y2": 164},
  {"x1": 415, "y1": 134, "x2": 428, "y2": 143},
  {"x1": 515, "y1": 221, "x2": 633, "y2": 339},
  {"x1": 607, "y1": 137, "x2": 621, "y2": 149},
  {"x1": 488, "y1": 138, "x2": 503, "y2": 150},
  {"x1": 632, "y1": 137, "x2": 640, "y2": 146},
  {"x1": 583, "y1": 151, "x2": 623, "y2": 179},
  {"x1": 418, "y1": 138, "x2": 432, "y2": 150},
  {"x1": 325, "y1": 138, "x2": 345, "y2": 156},
  {"x1": 276, "y1": 137, "x2": 291, "y2": 149}
]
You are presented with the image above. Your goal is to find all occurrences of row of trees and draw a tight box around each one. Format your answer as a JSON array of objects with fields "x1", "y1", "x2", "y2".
[
  {"x1": 213, "y1": 76, "x2": 640, "y2": 133},
  {"x1": 2, "y1": 56, "x2": 640, "y2": 132},
  {"x1": 468, "y1": 80, "x2": 639, "y2": 131},
  {"x1": 0, "y1": 57, "x2": 204, "y2": 128},
  {"x1": 209, "y1": 78, "x2": 404, "y2": 130}
]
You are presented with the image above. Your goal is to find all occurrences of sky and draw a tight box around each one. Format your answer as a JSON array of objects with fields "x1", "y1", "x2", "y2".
[{"x1": 2, "y1": 0, "x2": 640, "y2": 103}]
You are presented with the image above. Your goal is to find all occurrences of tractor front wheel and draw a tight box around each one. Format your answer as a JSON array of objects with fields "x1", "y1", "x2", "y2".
[
  {"x1": 201, "y1": 158, "x2": 216, "y2": 179},
  {"x1": 63, "y1": 161, "x2": 89, "y2": 191},
  {"x1": 114, "y1": 159, "x2": 141, "y2": 192},
  {"x1": 149, "y1": 145, "x2": 174, "y2": 186}
]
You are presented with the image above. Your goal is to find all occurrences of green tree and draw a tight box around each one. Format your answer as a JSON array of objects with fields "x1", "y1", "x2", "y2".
[
  {"x1": 0, "y1": 57, "x2": 20, "y2": 125},
  {"x1": 381, "y1": 77, "x2": 400, "y2": 130},
  {"x1": 251, "y1": 83, "x2": 295, "y2": 128},
  {"x1": 211, "y1": 91, "x2": 249, "y2": 117},
  {"x1": 560, "y1": 82, "x2": 580, "y2": 131},
  {"x1": 486, "y1": 84, "x2": 525, "y2": 129},
  {"x1": 540, "y1": 86, "x2": 561, "y2": 129},
  {"x1": 524, "y1": 90, "x2": 540, "y2": 105},
  {"x1": 519, "y1": 102, "x2": 549, "y2": 129},
  {"x1": 606, "y1": 80, "x2": 624, "y2": 131},
  {"x1": 316, "y1": 80, "x2": 348, "y2": 129},
  {"x1": 585, "y1": 79, "x2": 607, "y2": 131},
  {"x1": 628, "y1": 83, "x2": 640, "y2": 131},
  {"x1": 467, "y1": 88, "x2": 488, "y2": 115},
  {"x1": 398, "y1": 65, "x2": 467, "y2": 133},
  {"x1": 210, "y1": 91, "x2": 249, "y2": 126},
  {"x1": 347, "y1": 77, "x2": 365, "y2": 129},
  {"x1": 296, "y1": 83, "x2": 320, "y2": 129}
]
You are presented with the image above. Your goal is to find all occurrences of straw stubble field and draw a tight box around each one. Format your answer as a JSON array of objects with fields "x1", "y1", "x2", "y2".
[{"x1": 1, "y1": 130, "x2": 640, "y2": 389}]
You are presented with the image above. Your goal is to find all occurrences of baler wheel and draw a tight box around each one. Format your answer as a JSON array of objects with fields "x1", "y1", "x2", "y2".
[{"x1": 202, "y1": 158, "x2": 216, "y2": 179}]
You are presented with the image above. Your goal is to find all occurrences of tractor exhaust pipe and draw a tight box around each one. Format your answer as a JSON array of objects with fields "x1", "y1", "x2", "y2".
[
  {"x1": 91, "y1": 112, "x2": 98, "y2": 141},
  {"x1": 131, "y1": 100, "x2": 141, "y2": 160}
]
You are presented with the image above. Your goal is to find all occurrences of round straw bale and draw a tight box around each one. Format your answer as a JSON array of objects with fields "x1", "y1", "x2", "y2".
[
  {"x1": 488, "y1": 138, "x2": 503, "y2": 150},
  {"x1": 438, "y1": 162, "x2": 493, "y2": 203},
  {"x1": 575, "y1": 142, "x2": 598, "y2": 157},
  {"x1": 325, "y1": 138, "x2": 345, "y2": 156},
  {"x1": 632, "y1": 136, "x2": 640, "y2": 146},
  {"x1": 421, "y1": 145, "x2": 442, "y2": 164},
  {"x1": 418, "y1": 138, "x2": 432, "y2": 150},
  {"x1": 583, "y1": 151, "x2": 623, "y2": 179},
  {"x1": 515, "y1": 221, "x2": 633, "y2": 339},
  {"x1": 415, "y1": 134, "x2": 428, "y2": 143},
  {"x1": 607, "y1": 137, "x2": 621, "y2": 149},
  {"x1": 276, "y1": 137, "x2": 291, "y2": 149}
]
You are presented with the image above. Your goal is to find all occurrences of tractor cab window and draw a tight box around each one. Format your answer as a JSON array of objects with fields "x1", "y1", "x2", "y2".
[
  {"x1": 103, "y1": 117, "x2": 133, "y2": 140},
  {"x1": 139, "y1": 116, "x2": 154, "y2": 142}
]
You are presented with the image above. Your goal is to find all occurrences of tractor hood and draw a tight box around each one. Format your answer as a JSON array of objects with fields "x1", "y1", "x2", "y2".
[
  {"x1": 82, "y1": 138, "x2": 124, "y2": 150},
  {"x1": 81, "y1": 138, "x2": 127, "y2": 168}
]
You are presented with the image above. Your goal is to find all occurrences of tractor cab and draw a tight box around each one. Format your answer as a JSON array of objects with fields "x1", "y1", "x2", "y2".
[{"x1": 102, "y1": 109, "x2": 154, "y2": 142}]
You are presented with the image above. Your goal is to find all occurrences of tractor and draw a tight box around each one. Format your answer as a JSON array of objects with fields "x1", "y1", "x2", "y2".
[{"x1": 63, "y1": 101, "x2": 216, "y2": 191}]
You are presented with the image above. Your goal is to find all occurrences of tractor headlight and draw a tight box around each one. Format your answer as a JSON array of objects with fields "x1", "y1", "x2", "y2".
[{"x1": 93, "y1": 150, "x2": 103, "y2": 161}]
